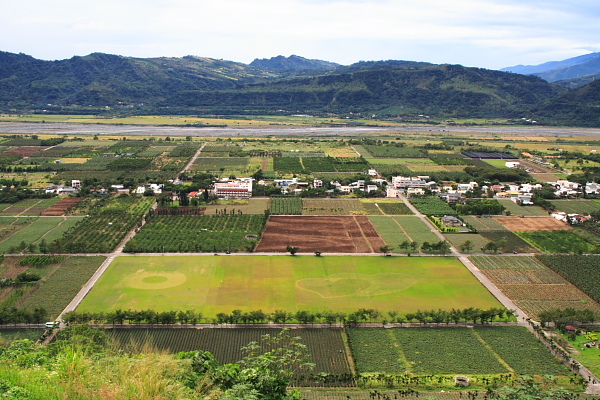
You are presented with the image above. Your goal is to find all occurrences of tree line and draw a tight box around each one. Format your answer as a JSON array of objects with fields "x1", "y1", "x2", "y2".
[{"x1": 57, "y1": 307, "x2": 514, "y2": 326}]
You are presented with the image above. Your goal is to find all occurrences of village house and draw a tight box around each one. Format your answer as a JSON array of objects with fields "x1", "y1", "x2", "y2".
[{"x1": 441, "y1": 215, "x2": 463, "y2": 227}]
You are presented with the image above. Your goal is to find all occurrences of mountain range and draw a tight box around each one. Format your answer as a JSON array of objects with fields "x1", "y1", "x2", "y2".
[
  {"x1": 1, "y1": 51, "x2": 599, "y2": 126},
  {"x1": 502, "y1": 52, "x2": 600, "y2": 87}
]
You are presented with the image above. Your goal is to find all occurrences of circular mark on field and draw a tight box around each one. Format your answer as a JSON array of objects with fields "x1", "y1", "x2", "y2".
[
  {"x1": 127, "y1": 271, "x2": 187, "y2": 290},
  {"x1": 296, "y1": 273, "x2": 417, "y2": 298},
  {"x1": 142, "y1": 276, "x2": 168, "y2": 284}
]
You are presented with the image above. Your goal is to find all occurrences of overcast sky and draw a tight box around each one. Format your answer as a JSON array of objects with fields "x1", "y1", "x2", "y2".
[{"x1": 2, "y1": 0, "x2": 599, "y2": 70}]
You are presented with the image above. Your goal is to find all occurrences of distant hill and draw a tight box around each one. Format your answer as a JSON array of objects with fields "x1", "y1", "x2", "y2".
[
  {"x1": 250, "y1": 55, "x2": 339, "y2": 71},
  {"x1": 171, "y1": 63, "x2": 566, "y2": 118},
  {"x1": 531, "y1": 78, "x2": 600, "y2": 126},
  {"x1": 0, "y1": 50, "x2": 583, "y2": 124},
  {"x1": 0, "y1": 51, "x2": 275, "y2": 106},
  {"x1": 502, "y1": 53, "x2": 600, "y2": 85}
]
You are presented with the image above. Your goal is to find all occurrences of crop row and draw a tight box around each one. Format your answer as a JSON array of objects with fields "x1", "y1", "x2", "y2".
[
  {"x1": 348, "y1": 327, "x2": 569, "y2": 376},
  {"x1": 270, "y1": 197, "x2": 302, "y2": 215},
  {"x1": 537, "y1": 254, "x2": 600, "y2": 302},
  {"x1": 124, "y1": 214, "x2": 267, "y2": 252},
  {"x1": 363, "y1": 145, "x2": 425, "y2": 158},
  {"x1": 108, "y1": 328, "x2": 352, "y2": 387},
  {"x1": 408, "y1": 197, "x2": 456, "y2": 216}
]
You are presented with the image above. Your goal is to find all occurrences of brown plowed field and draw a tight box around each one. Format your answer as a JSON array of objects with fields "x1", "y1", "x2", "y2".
[
  {"x1": 255, "y1": 216, "x2": 385, "y2": 253},
  {"x1": 41, "y1": 197, "x2": 83, "y2": 216},
  {"x1": 1, "y1": 146, "x2": 50, "y2": 156},
  {"x1": 492, "y1": 216, "x2": 570, "y2": 231}
]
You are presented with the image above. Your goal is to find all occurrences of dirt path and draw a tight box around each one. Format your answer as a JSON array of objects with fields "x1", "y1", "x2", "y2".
[
  {"x1": 176, "y1": 142, "x2": 205, "y2": 179},
  {"x1": 352, "y1": 216, "x2": 375, "y2": 253}
]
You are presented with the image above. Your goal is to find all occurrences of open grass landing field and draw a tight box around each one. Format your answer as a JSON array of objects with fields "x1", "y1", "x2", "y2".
[
  {"x1": 255, "y1": 216, "x2": 385, "y2": 253},
  {"x1": 77, "y1": 255, "x2": 501, "y2": 317}
]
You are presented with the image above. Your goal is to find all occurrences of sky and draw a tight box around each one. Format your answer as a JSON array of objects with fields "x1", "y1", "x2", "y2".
[{"x1": 2, "y1": 0, "x2": 599, "y2": 70}]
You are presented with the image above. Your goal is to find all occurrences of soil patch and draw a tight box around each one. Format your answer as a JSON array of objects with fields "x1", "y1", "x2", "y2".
[
  {"x1": 255, "y1": 215, "x2": 385, "y2": 253},
  {"x1": 492, "y1": 216, "x2": 569, "y2": 231}
]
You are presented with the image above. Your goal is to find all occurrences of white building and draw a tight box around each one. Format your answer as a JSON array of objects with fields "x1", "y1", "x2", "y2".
[
  {"x1": 391, "y1": 176, "x2": 427, "y2": 188},
  {"x1": 214, "y1": 178, "x2": 253, "y2": 199}
]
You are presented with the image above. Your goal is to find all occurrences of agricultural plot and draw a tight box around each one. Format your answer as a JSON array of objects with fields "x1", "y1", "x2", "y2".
[
  {"x1": 348, "y1": 327, "x2": 568, "y2": 376},
  {"x1": 551, "y1": 200, "x2": 600, "y2": 215},
  {"x1": 270, "y1": 197, "x2": 302, "y2": 215},
  {"x1": 202, "y1": 198, "x2": 269, "y2": 216},
  {"x1": 301, "y1": 199, "x2": 367, "y2": 215},
  {"x1": 274, "y1": 157, "x2": 304, "y2": 174},
  {"x1": 49, "y1": 195, "x2": 155, "y2": 253},
  {"x1": 368, "y1": 216, "x2": 410, "y2": 246},
  {"x1": 493, "y1": 217, "x2": 569, "y2": 232},
  {"x1": 478, "y1": 231, "x2": 537, "y2": 253},
  {"x1": 255, "y1": 216, "x2": 385, "y2": 253},
  {"x1": 0, "y1": 217, "x2": 70, "y2": 253},
  {"x1": 461, "y1": 216, "x2": 507, "y2": 232},
  {"x1": 0, "y1": 197, "x2": 61, "y2": 216},
  {"x1": 108, "y1": 328, "x2": 353, "y2": 387},
  {"x1": 0, "y1": 329, "x2": 45, "y2": 343},
  {"x1": 0, "y1": 255, "x2": 62, "y2": 310},
  {"x1": 516, "y1": 230, "x2": 597, "y2": 254},
  {"x1": 363, "y1": 145, "x2": 425, "y2": 158},
  {"x1": 78, "y1": 255, "x2": 501, "y2": 316},
  {"x1": 368, "y1": 163, "x2": 413, "y2": 176},
  {"x1": 496, "y1": 199, "x2": 548, "y2": 216},
  {"x1": 408, "y1": 197, "x2": 456, "y2": 216},
  {"x1": 20, "y1": 256, "x2": 106, "y2": 319},
  {"x1": 192, "y1": 157, "x2": 249, "y2": 171},
  {"x1": 392, "y1": 216, "x2": 440, "y2": 244},
  {"x1": 537, "y1": 255, "x2": 600, "y2": 302},
  {"x1": 443, "y1": 233, "x2": 489, "y2": 253},
  {"x1": 473, "y1": 326, "x2": 570, "y2": 375},
  {"x1": 360, "y1": 199, "x2": 412, "y2": 215},
  {"x1": 470, "y1": 256, "x2": 600, "y2": 319},
  {"x1": 124, "y1": 214, "x2": 266, "y2": 253},
  {"x1": 40, "y1": 197, "x2": 84, "y2": 216}
]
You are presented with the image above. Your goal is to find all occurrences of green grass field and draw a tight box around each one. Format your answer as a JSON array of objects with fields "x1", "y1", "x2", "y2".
[
  {"x1": 78, "y1": 255, "x2": 501, "y2": 317},
  {"x1": 496, "y1": 199, "x2": 548, "y2": 217}
]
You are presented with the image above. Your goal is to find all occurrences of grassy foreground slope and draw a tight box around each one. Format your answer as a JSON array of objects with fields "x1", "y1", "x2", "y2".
[{"x1": 78, "y1": 255, "x2": 501, "y2": 317}]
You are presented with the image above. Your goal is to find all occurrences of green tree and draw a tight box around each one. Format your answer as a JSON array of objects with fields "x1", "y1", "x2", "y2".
[
  {"x1": 286, "y1": 245, "x2": 299, "y2": 255},
  {"x1": 459, "y1": 240, "x2": 474, "y2": 253}
]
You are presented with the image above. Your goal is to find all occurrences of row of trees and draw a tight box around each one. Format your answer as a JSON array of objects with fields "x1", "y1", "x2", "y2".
[
  {"x1": 0, "y1": 307, "x2": 48, "y2": 325},
  {"x1": 538, "y1": 308, "x2": 598, "y2": 328},
  {"x1": 58, "y1": 307, "x2": 514, "y2": 326},
  {"x1": 380, "y1": 240, "x2": 451, "y2": 255}
]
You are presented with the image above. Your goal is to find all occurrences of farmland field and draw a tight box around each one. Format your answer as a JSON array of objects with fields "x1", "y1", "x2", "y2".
[
  {"x1": 496, "y1": 199, "x2": 548, "y2": 216},
  {"x1": 392, "y1": 216, "x2": 440, "y2": 244},
  {"x1": 348, "y1": 326, "x2": 569, "y2": 376},
  {"x1": 0, "y1": 217, "x2": 71, "y2": 253},
  {"x1": 301, "y1": 199, "x2": 367, "y2": 215},
  {"x1": 470, "y1": 256, "x2": 600, "y2": 319},
  {"x1": 443, "y1": 233, "x2": 489, "y2": 253},
  {"x1": 270, "y1": 197, "x2": 302, "y2": 215},
  {"x1": 516, "y1": 230, "x2": 597, "y2": 253},
  {"x1": 360, "y1": 199, "x2": 412, "y2": 215},
  {"x1": 478, "y1": 231, "x2": 537, "y2": 253},
  {"x1": 537, "y1": 255, "x2": 600, "y2": 302},
  {"x1": 19, "y1": 256, "x2": 106, "y2": 319},
  {"x1": 77, "y1": 255, "x2": 501, "y2": 316},
  {"x1": 202, "y1": 198, "x2": 269, "y2": 215},
  {"x1": 368, "y1": 216, "x2": 410, "y2": 246},
  {"x1": 108, "y1": 328, "x2": 353, "y2": 387},
  {"x1": 124, "y1": 214, "x2": 266, "y2": 253},
  {"x1": 461, "y1": 216, "x2": 508, "y2": 232},
  {"x1": 550, "y1": 200, "x2": 600, "y2": 215},
  {"x1": 255, "y1": 216, "x2": 385, "y2": 253},
  {"x1": 192, "y1": 157, "x2": 249, "y2": 171},
  {"x1": 493, "y1": 216, "x2": 569, "y2": 231},
  {"x1": 408, "y1": 197, "x2": 456, "y2": 216}
]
